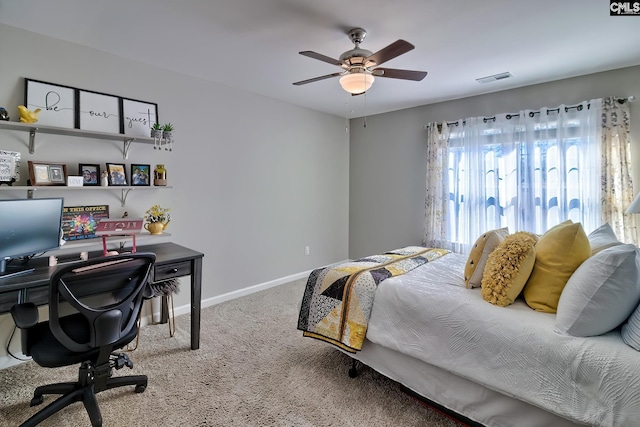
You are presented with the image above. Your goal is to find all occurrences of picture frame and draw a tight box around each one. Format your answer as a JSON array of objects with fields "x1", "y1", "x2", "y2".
[
  {"x1": 0, "y1": 150, "x2": 21, "y2": 185},
  {"x1": 25, "y1": 78, "x2": 77, "y2": 129},
  {"x1": 121, "y1": 98, "x2": 158, "y2": 138},
  {"x1": 78, "y1": 163, "x2": 101, "y2": 186},
  {"x1": 27, "y1": 161, "x2": 68, "y2": 186},
  {"x1": 79, "y1": 90, "x2": 121, "y2": 133},
  {"x1": 105, "y1": 162, "x2": 128, "y2": 186},
  {"x1": 130, "y1": 164, "x2": 151, "y2": 186}
]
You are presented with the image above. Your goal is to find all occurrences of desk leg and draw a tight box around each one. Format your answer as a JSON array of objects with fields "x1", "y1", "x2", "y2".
[{"x1": 191, "y1": 257, "x2": 202, "y2": 350}]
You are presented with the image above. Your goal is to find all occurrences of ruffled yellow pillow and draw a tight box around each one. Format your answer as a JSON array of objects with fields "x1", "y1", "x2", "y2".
[{"x1": 481, "y1": 232, "x2": 537, "y2": 307}]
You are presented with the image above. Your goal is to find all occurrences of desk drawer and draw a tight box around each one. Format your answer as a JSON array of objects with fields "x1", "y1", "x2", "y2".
[
  {"x1": 0, "y1": 290, "x2": 20, "y2": 313},
  {"x1": 0, "y1": 287, "x2": 49, "y2": 312},
  {"x1": 153, "y1": 261, "x2": 191, "y2": 282}
]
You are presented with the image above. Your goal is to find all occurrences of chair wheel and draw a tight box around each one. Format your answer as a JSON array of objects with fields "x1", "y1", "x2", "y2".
[
  {"x1": 348, "y1": 367, "x2": 358, "y2": 378},
  {"x1": 135, "y1": 385, "x2": 146, "y2": 393},
  {"x1": 30, "y1": 395, "x2": 44, "y2": 406}
]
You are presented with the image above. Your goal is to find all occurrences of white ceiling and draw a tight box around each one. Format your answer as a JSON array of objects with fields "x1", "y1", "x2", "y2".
[{"x1": 1, "y1": 0, "x2": 639, "y2": 118}]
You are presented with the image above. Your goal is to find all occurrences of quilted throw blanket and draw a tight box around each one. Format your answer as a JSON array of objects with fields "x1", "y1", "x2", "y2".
[{"x1": 297, "y1": 246, "x2": 449, "y2": 352}]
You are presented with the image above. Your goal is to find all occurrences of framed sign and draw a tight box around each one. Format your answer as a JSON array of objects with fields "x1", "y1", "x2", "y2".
[
  {"x1": 0, "y1": 150, "x2": 20, "y2": 184},
  {"x1": 25, "y1": 79, "x2": 76, "y2": 128},
  {"x1": 62, "y1": 205, "x2": 110, "y2": 241},
  {"x1": 27, "y1": 161, "x2": 68, "y2": 186},
  {"x1": 122, "y1": 98, "x2": 158, "y2": 137},
  {"x1": 79, "y1": 90, "x2": 120, "y2": 133}
]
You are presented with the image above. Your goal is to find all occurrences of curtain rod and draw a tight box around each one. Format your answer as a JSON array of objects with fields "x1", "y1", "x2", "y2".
[{"x1": 428, "y1": 96, "x2": 635, "y2": 129}]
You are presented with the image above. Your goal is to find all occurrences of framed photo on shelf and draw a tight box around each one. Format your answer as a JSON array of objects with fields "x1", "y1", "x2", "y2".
[
  {"x1": 27, "y1": 161, "x2": 67, "y2": 186},
  {"x1": 130, "y1": 164, "x2": 151, "y2": 186},
  {"x1": 78, "y1": 163, "x2": 100, "y2": 186},
  {"x1": 105, "y1": 162, "x2": 127, "y2": 186},
  {"x1": 25, "y1": 78, "x2": 77, "y2": 129}
]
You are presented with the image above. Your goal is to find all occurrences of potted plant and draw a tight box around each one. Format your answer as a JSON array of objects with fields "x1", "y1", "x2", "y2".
[
  {"x1": 162, "y1": 123, "x2": 174, "y2": 139},
  {"x1": 151, "y1": 122, "x2": 163, "y2": 138},
  {"x1": 144, "y1": 204, "x2": 171, "y2": 235},
  {"x1": 162, "y1": 123, "x2": 174, "y2": 151}
]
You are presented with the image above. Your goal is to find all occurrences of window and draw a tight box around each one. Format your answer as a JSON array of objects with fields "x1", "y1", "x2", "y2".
[{"x1": 444, "y1": 105, "x2": 600, "y2": 252}]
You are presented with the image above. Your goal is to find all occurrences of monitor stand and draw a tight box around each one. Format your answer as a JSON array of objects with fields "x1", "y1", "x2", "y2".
[{"x1": 0, "y1": 258, "x2": 35, "y2": 280}]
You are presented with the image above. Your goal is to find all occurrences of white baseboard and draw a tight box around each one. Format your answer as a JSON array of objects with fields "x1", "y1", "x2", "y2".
[{"x1": 147, "y1": 260, "x2": 350, "y2": 322}]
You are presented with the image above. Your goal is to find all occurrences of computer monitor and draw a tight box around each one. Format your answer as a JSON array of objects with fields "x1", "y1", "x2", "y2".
[{"x1": 0, "y1": 197, "x2": 64, "y2": 279}]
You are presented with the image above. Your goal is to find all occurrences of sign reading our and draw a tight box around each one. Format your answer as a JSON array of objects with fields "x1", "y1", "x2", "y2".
[{"x1": 610, "y1": 1, "x2": 640, "y2": 15}]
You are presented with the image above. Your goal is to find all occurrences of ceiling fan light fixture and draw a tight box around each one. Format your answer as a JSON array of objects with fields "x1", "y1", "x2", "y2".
[{"x1": 339, "y1": 72, "x2": 375, "y2": 94}]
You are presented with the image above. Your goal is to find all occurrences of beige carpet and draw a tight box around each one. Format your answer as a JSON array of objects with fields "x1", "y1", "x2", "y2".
[{"x1": 0, "y1": 279, "x2": 460, "y2": 426}]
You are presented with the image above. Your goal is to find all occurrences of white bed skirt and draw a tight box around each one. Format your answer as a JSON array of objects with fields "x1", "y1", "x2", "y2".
[{"x1": 343, "y1": 340, "x2": 583, "y2": 427}]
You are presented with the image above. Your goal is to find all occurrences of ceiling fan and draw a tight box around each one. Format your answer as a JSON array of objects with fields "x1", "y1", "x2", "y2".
[{"x1": 293, "y1": 27, "x2": 428, "y2": 95}]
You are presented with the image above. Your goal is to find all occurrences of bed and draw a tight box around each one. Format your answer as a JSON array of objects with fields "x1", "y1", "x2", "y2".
[{"x1": 298, "y1": 231, "x2": 640, "y2": 426}]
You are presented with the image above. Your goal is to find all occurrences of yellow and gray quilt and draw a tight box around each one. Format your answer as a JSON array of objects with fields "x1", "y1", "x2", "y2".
[{"x1": 297, "y1": 246, "x2": 449, "y2": 352}]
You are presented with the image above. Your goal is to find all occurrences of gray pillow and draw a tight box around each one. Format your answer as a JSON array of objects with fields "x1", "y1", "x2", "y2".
[
  {"x1": 587, "y1": 223, "x2": 622, "y2": 255},
  {"x1": 555, "y1": 244, "x2": 640, "y2": 337}
]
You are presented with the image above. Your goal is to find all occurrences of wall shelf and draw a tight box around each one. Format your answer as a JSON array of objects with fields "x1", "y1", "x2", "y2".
[
  {"x1": 0, "y1": 185, "x2": 173, "y2": 207},
  {"x1": 0, "y1": 120, "x2": 155, "y2": 159}
]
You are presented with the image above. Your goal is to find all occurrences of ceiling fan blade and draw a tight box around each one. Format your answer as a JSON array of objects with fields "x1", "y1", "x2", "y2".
[
  {"x1": 365, "y1": 40, "x2": 414, "y2": 67},
  {"x1": 293, "y1": 72, "x2": 342, "y2": 86},
  {"x1": 299, "y1": 51, "x2": 344, "y2": 67},
  {"x1": 373, "y1": 68, "x2": 428, "y2": 81}
]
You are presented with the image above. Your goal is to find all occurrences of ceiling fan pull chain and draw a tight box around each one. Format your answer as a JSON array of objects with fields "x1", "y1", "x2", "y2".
[{"x1": 364, "y1": 91, "x2": 367, "y2": 128}]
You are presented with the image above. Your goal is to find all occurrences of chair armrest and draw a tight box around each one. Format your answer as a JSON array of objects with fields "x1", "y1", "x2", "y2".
[{"x1": 10, "y1": 303, "x2": 39, "y2": 329}]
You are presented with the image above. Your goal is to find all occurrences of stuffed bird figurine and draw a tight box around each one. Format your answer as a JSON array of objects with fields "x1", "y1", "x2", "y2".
[{"x1": 17, "y1": 105, "x2": 41, "y2": 123}]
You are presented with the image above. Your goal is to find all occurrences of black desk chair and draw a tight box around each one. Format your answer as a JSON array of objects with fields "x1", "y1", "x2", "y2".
[{"x1": 10, "y1": 253, "x2": 156, "y2": 427}]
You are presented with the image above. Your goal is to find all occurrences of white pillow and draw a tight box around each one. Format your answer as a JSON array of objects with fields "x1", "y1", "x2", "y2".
[
  {"x1": 622, "y1": 303, "x2": 640, "y2": 351},
  {"x1": 587, "y1": 223, "x2": 622, "y2": 255},
  {"x1": 555, "y1": 244, "x2": 640, "y2": 337}
]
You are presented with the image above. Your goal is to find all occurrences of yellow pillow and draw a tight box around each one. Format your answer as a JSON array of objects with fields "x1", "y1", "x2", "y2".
[
  {"x1": 523, "y1": 221, "x2": 591, "y2": 313},
  {"x1": 481, "y1": 232, "x2": 537, "y2": 307},
  {"x1": 464, "y1": 227, "x2": 509, "y2": 288}
]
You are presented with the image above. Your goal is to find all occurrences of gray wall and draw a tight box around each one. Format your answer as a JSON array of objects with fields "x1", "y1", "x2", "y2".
[
  {"x1": 0, "y1": 24, "x2": 349, "y2": 367},
  {"x1": 349, "y1": 66, "x2": 640, "y2": 259}
]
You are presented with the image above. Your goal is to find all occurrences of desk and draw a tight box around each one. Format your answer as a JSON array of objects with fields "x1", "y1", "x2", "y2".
[{"x1": 0, "y1": 242, "x2": 204, "y2": 350}]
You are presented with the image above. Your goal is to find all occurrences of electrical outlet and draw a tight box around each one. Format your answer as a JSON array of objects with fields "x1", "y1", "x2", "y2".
[{"x1": 304, "y1": 246, "x2": 310, "y2": 256}]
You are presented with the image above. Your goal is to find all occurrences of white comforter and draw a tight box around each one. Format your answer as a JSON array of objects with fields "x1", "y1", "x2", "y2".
[{"x1": 365, "y1": 253, "x2": 640, "y2": 426}]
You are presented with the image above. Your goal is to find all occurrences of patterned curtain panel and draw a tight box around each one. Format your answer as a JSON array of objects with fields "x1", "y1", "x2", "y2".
[
  {"x1": 423, "y1": 122, "x2": 451, "y2": 249},
  {"x1": 601, "y1": 97, "x2": 637, "y2": 244}
]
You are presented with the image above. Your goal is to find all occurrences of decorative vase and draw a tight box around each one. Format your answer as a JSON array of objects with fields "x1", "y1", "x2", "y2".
[
  {"x1": 154, "y1": 164, "x2": 167, "y2": 186},
  {"x1": 144, "y1": 222, "x2": 165, "y2": 235}
]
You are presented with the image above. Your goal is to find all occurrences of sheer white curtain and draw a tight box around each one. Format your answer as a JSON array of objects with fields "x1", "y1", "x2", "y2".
[
  {"x1": 433, "y1": 99, "x2": 602, "y2": 253},
  {"x1": 601, "y1": 97, "x2": 637, "y2": 244}
]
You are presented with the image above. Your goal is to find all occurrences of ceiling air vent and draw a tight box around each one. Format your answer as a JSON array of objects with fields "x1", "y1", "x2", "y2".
[{"x1": 476, "y1": 72, "x2": 513, "y2": 84}]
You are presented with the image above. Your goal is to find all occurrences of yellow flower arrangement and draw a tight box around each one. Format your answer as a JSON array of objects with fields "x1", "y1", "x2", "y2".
[{"x1": 144, "y1": 204, "x2": 171, "y2": 223}]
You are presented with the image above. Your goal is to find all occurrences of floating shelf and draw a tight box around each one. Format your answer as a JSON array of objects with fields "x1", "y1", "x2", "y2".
[
  {"x1": 0, "y1": 120, "x2": 155, "y2": 159},
  {"x1": 0, "y1": 185, "x2": 173, "y2": 207}
]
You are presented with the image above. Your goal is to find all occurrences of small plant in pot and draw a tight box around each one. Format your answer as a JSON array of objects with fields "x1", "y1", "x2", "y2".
[
  {"x1": 162, "y1": 123, "x2": 174, "y2": 138},
  {"x1": 151, "y1": 123, "x2": 163, "y2": 149},
  {"x1": 162, "y1": 123, "x2": 174, "y2": 151},
  {"x1": 151, "y1": 122, "x2": 163, "y2": 138}
]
